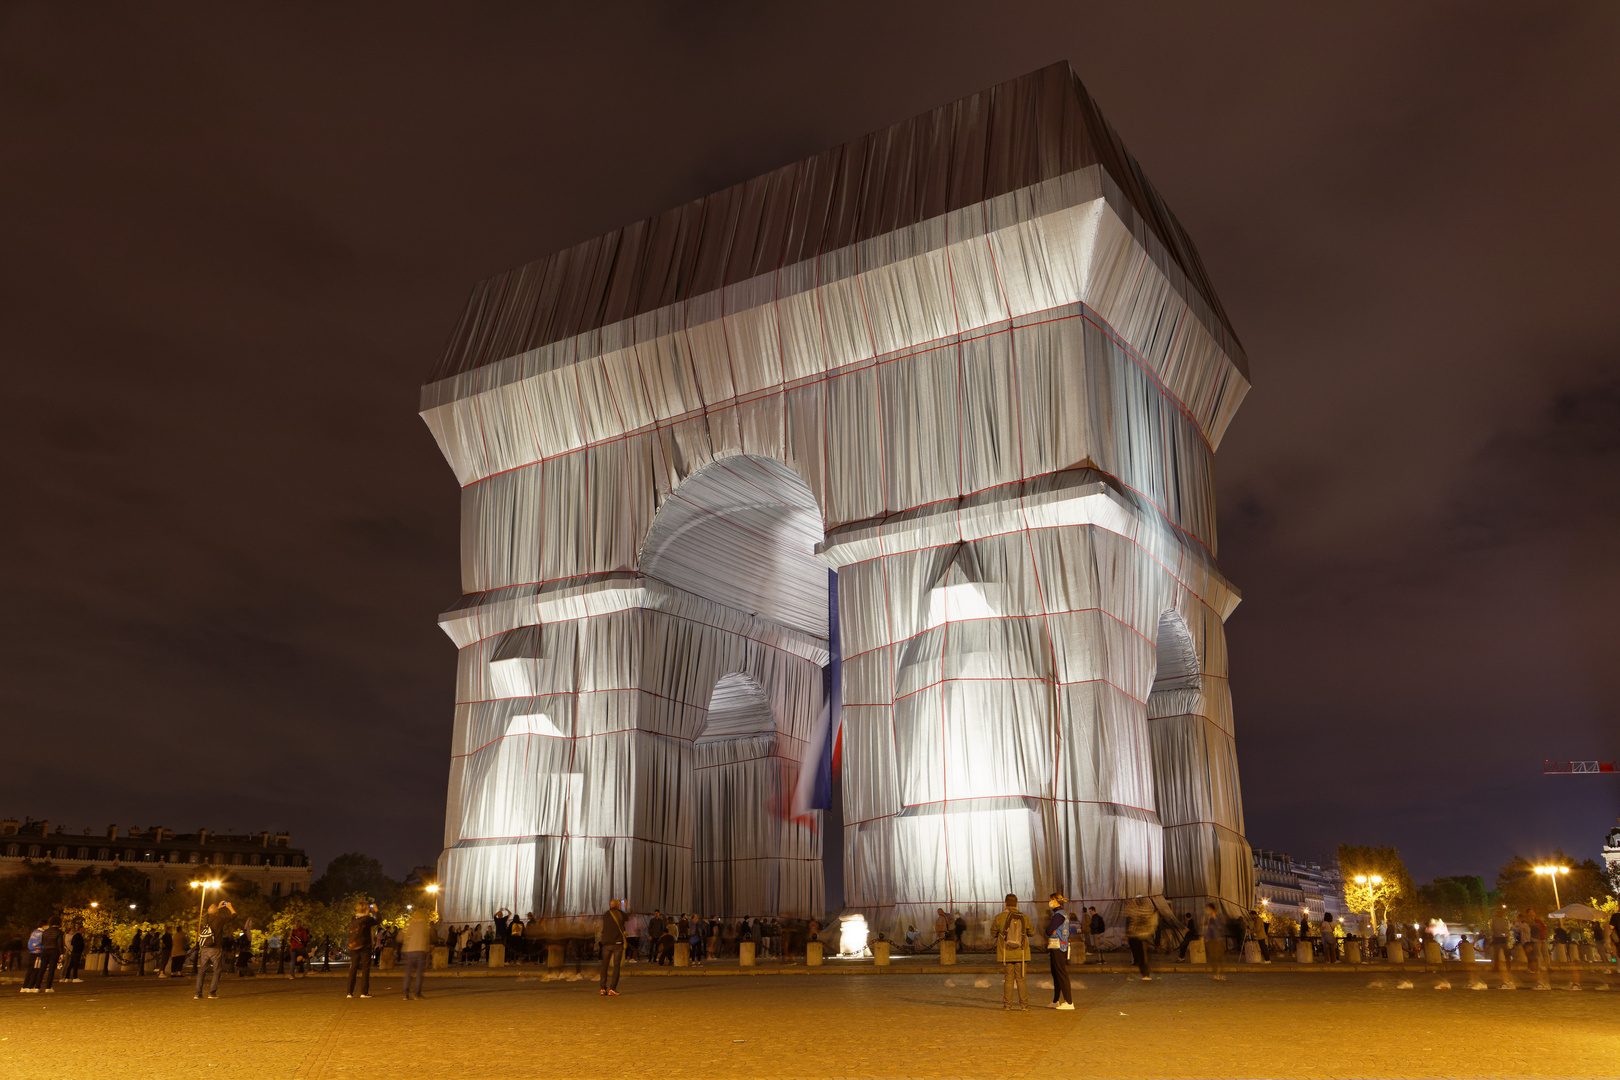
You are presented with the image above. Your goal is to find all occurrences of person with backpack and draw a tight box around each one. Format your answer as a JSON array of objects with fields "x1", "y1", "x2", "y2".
[
  {"x1": 20, "y1": 919, "x2": 63, "y2": 993},
  {"x1": 991, "y1": 893, "x2": 1033, "y2": 1011},
  {"x1": 1044, "y1": 892, "x2": 1074, "y2": 1010},
  {"x1": 194, "y1": 900, "x2": 234, "y2": 999}
]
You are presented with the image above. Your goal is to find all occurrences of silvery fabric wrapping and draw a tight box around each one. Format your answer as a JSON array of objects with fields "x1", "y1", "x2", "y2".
[{"x1": 424, "y1": 62, "x2": 1254, "y2": 934}]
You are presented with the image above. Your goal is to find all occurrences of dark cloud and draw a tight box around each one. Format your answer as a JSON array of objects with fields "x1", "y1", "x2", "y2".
[{"x1": 1, "y1": 1, "x2": 1616, "y2": 883}]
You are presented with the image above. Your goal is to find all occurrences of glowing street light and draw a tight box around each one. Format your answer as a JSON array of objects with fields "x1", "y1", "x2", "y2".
[
  {"x1": 189, "y1": 880, "x2": 223, "y2": 945},
  {"x1": 1533, "y1": 865, "x2": 1570, "y2": 912},
  {"x1": 425, "y1": 883, "x2": 440, "y2": 919},
  {"x1": 1354, "y1": 874, "x2": 1385, "y2": 931}
]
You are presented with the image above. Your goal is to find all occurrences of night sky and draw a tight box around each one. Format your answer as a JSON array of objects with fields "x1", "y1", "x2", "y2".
[{"x1": 4, "y1": 3, "x2": 1617, "y2": 886}]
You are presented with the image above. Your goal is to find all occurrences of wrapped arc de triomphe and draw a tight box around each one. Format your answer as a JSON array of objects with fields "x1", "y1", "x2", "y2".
[{"x1": 422, "y1": 61, "x2": 1253, "y2": 935}]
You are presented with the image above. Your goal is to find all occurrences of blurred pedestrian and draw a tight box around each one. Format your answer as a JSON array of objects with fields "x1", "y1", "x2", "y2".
[
  {"x1": 1202, "y1": 903, "x2": 1227, "y2": 980},
  {"x1": 1124, "y1": 895, "x2": 1157, "y2": 980},
  {"x1": 64, "y1": 925, "x2": 86, "y2": 983},
  {"x1": 1488, "y1": 909, "x2": 1513, "y2": 986},
  {"x1": 992, "y1": 894, "x2": 1033, "y2": 1011},
  {"x1": 1177, "y1": 913, "x2": 1197, "y2": 961},
  {"x1": 399, "y1": 909, "x2": 432, "y2": 1000},
  {"x1": 154, "y1": 926, "x2": 173, "y2": 979}
]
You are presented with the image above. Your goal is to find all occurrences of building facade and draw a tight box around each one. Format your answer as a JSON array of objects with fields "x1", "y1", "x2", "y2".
[
  {"x1": 423, "y1": 62, "x2": 1255, "y2": 931},
  {"x1": 0, "y1": 818, "x2": 312, "y2": 899},
  {"x1": 1253, "y1": 848, "x2": 1347, "y2": 921},
  {"x1": 1604, "y1": 818, "x2": 1620, "y2": 882}
]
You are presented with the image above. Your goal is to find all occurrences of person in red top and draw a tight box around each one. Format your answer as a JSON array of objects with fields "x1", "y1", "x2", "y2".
[{"x1": 287, "y1": 924, "x2": 310, "y2": 978}]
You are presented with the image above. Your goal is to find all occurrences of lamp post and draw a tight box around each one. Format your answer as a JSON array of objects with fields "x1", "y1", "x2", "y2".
[
  {"x1": 1354, "y1": 874, "x2": 1384, "y2": 932},
  {"x1": 1533, "y1": 865, "x2": 1569, "y2": 912},
  {"x1": 425, "y1": 884, "x2": 439, "y2": 919}
]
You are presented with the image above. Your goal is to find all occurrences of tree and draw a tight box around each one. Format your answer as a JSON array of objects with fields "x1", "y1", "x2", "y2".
[
  {"x1": 1343, "y1": 874, "x2": 1401, "y2": 929},
  {"x1": 310, "y1": 854, "x2": 401, "y2": 909},
  {"x1": 1495, "y1": 852, "x2": 1612, "y2": 917},
  {"x1": 1337, "y1": 844, "x2": 1416, "y2": 922},
  {"x1": 1413, "y1": 875, "x2": 1490, "y2": 928}
]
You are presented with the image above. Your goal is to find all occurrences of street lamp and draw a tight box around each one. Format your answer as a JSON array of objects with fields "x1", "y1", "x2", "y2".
[
  {"x1": 1533, "y1": 865, "x2": 1570, "y2": 912},
  {"x1": 1354, "y1": 874, "x2": 1384, "y2": 931},
  {"x1": 425, "y1": 883, "x2": 440, "y2": 919}
]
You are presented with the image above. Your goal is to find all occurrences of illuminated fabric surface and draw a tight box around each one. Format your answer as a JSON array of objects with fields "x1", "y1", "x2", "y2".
[{"x1": 423, "y1": 61, "x2": 1254, "y2": 934}]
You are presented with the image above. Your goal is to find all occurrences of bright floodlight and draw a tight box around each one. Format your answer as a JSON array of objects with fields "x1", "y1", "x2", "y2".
[
  {"x1": 839, "y1": 914, "x2": 869, "y2": 957},
  {"x1": 425, "y1": 885, "x2": 439, "y2": 894}
]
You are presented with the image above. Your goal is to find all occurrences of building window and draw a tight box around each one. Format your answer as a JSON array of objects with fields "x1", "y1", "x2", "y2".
[
  {"x1": 5, "y1": 844, "x2": 16, "y2": 857},
  {"x1": 250, "y1": 854, "x2": 261, "y2": 866},
  {"x1": 97, "y1": 848, "x2": 109, "y2": 860},
  {"x1": 271, "y1": 882, "x2": 282, "y2": 898},
  {"x1": 273, "y1": 855, "x2": 284, "y2": 867},
  {"x1": 28, "y1": 845, "x2": 40, "y2": 858},
  {"x1": 231, "y1": 854, "x2": 242, "y2": 866},
  {"x1": 76, "y1": 847, "x2": 88, "y2": 859},
  {"x1": 290, "y1": 882, "x2": 301, "y2": 893},
  {"x1": 55, "y1": 847, "x2": 68, "y2": 859},
  {"x1": 188, "y1": 852, "x2": 199, "y2": 864}
]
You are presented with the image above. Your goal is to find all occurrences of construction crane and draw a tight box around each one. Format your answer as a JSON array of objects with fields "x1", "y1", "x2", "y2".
[{"x1": 1542, "y1": 760, "x2": 1617, "y2": 775}]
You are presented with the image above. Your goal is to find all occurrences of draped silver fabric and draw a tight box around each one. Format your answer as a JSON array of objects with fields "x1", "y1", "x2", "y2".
[{"x1": 424, "y1": 61, "x2": 1254, "y2": 934}]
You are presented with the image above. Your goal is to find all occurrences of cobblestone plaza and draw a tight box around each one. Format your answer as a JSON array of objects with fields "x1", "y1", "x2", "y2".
[{"x1": 4, "y1": 967, "x2": 1616, "y2": 1079}]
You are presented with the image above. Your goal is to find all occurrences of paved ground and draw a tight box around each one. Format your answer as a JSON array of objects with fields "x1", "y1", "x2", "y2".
[{"x1": 2, "y1": 965, "x2": 1617, "y2": 1079}]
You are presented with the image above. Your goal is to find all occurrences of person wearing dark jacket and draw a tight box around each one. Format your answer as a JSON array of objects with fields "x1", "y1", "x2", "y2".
[
  {"x1": 63, "y1": 928, "x2": 86, "y2": 982},
  {"x1": 195, "y1": 900, "x2": 235, "y2": 999},
  {"x1": 1045, "y1": 893, "x2": 1074, "y2": 1010},
  {"x1": 20, "y1": 919, "x2": 65, "y2": 992},
  {"x1": 599, "y1": 899, "x2": 627, "y2": 996},
  {"x1": 346, "y1": 902, "x2": 379, "y2": 999}
]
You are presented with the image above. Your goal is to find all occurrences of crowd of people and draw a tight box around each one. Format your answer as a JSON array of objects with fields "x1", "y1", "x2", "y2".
[{"x1": 11, "y1": 894, "x2": 1619, "y2": 1005}]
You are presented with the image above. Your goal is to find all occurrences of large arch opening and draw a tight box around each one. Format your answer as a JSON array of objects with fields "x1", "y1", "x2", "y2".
[
  {"x1": 638, "y1": 454, "x2": 837, "y2": 918},
  {"x1": 639, "y1": 454, "x2": 828, "y2": 638}
]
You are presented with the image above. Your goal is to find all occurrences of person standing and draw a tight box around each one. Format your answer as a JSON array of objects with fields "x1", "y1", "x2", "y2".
[
  {"x1": 1201, "y1": 903, "x2": 1228, "y2": 980},
  {"x1": 1045, "y1": 893, "x2": 1073, "y2": 1010},
  {"x1": 1488, "y1": 909, "x2": 1513, "y2": 985},
  {"x1": 1087, "y1": 908, "x2": 1106, "y2": 961},
  {"x1": 599, "y1": 899, "x2": 627, "y2": 996},
  {"x1": 992, "y1": 894, "x2": 1033, "y2": 1010},
  {"x1": 194, "y1": 901, "x2": 233, "y2": 999},
  {"x1": 399, "y1": 909, "x2": 432, "y2": 1000},
  {"x1": 154, "y1": 927, "x2": 173, "y2": 979},
  {"x1": 953, "y1": 912, "x2": 967, "y2": 948},
  {"x1": 1123, "y1": 895, "x2": 1157, "y2": 980},
  {"x1": 288, "y1": 923, "x2": 309, "y2": 978},
  {"x1": 170, "y1": 928, "x2": 189, "y2": 976},
  {"x1": 64, "y1": 926, "x2": 86, "y2": 983},
  {"x1": 346, "y1": 901, "x2": 379, "y2": 999},
  {"x1": 508, "y1": 913, "x2": 524, "y2": 964},
  {"x1": 1177, "y1": 913, "x2": 1197, "y2": 961}
]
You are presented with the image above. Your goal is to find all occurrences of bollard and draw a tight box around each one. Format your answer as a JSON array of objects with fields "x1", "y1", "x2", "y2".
[
  {"x1": 806, "y1": 941, "x2": 823, "y2": 966},
  {"x1": 1069, "y1": 937, "x2": 1086, "y2": 966},
  {"x1": 740, "y1": 941, "x2": 756, "y2": 967},
  {"x1": 1551, "y1": 944, "x2": 1567, "y2": 963},
  {"x1": 1243, "y1": 940, "x2": 1263, "y2": 964},
  {"x1": 873, "y1": 941, "x2": 891, "y2": 966},
  {"x1": 673, "y1": 942, "x2": 690, "y2": 967},
  {"x1": 1387, "y1": 941, "x2": 1405, "y2": 964},
  {"x1": 939, "y1": 940, "x2": 957, "y2": 965},
  {"x1": 484, "y1": 943, "x2": 503, "y2": 968},
  {"x1": 1422, "y1": 941, "x2": 1442, "y2": 966},
  {"x1": 1458, "y1": 940, "x2": 1475, "y2": 965},
  {"x1": 430, "y1": 946, "x2": 448, "y2": 970},
  {"x1": 83, "y1": 953, "x2": 108, "y2": 974},
  {"x1": 1188, "y1": 939, "x2": 1207, "y2": 964},
  {"x1": 546, "y1": 944, "x2": 564, "y2": 970},
  {"x1": 380, "y1": 947, "x2": 398, "y2": 971},
  {"x1": 1296, "y1": 940, "x2": 1313, "y2": 964},
  {"x1": 1342, "y1": 941, "x2": 1360, "y2": 965}
]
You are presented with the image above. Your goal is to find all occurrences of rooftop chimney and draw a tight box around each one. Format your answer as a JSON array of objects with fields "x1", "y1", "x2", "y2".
[
  {"x1": 106, "y1": 825, "x2": 118, "y2": 840},
  {"x1": 0, "y1": 819, "x2": 17, "y2": 836}
]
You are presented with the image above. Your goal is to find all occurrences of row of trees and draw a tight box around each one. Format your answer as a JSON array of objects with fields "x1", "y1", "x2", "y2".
[
  {"x1": 1334, "y1": 843, "x2": 1618, "y2": 931},
  {"x1": 1, "y1": 852, "x2": 433, "y2": 961}
]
